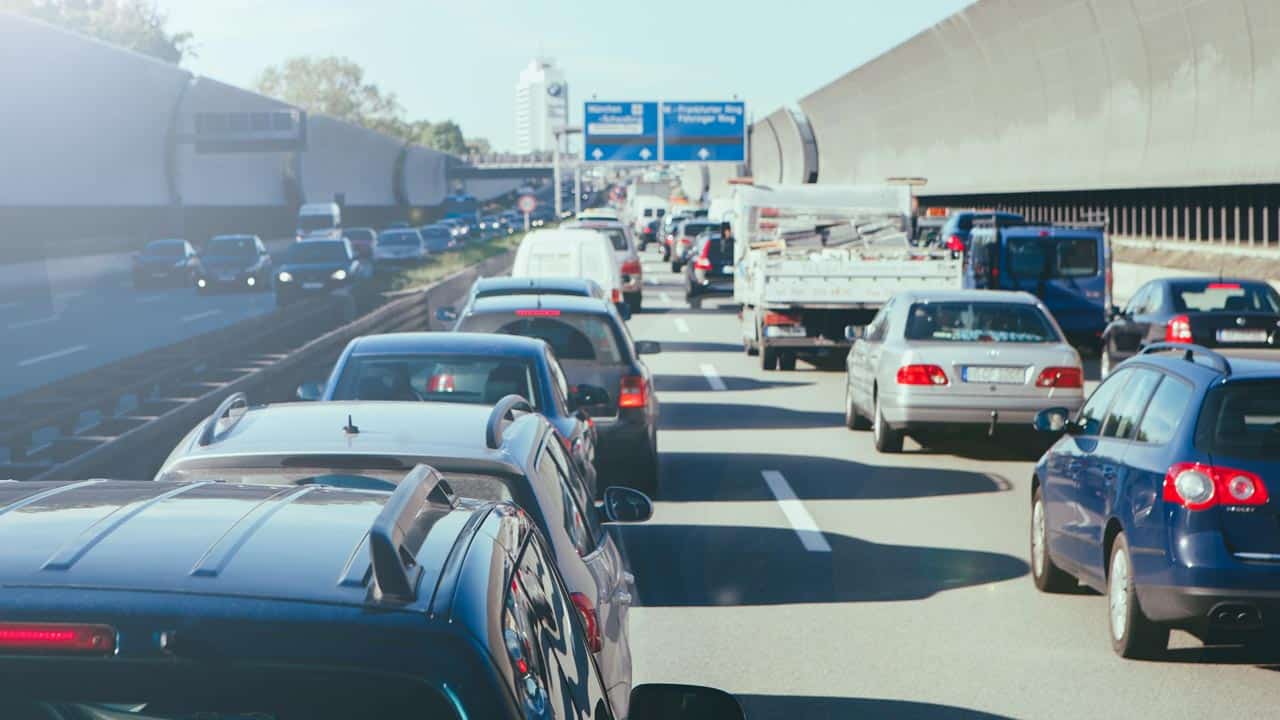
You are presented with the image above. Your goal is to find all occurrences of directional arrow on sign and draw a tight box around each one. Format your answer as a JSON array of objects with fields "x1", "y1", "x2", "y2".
[
  {"x1": 639, "y1": 147, "x2": 652, "y2": 160},
  {"x1": 591, "y1": 147, "x2": 604, "y2": 160},
  {"x1": 697, "y1": 147, "x2": 711, "y2": 160}
]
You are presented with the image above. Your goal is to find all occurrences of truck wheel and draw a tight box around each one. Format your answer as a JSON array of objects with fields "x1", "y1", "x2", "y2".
[
  {"x1": 778, "y1": 353, "x2": 797, "y2": 371},
  {"x1": 761, "y1": 348, "x2": 778, "y2": 371},
  {"x1": 873, "y1": 395, "x2": 903, "y2": 453}
]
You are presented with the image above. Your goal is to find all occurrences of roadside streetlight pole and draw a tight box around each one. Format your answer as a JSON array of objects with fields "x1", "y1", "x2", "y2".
[{"x1": 552, "y1": 125, "x2": 583, "y2": 219}]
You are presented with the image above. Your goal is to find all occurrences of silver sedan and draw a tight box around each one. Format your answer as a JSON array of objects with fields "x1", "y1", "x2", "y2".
[{"x1": 843, "y1": 289, "x2": 1085, "y2": 452}]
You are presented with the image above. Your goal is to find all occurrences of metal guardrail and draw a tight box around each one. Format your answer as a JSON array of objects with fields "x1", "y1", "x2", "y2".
[{"x1": 0, "y1": 249, "x2": 516, "y2": 482}]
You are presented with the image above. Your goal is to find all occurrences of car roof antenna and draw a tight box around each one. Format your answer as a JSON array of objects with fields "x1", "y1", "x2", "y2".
[{"x1": 344, "y1": 414, "x2": 360, "y2": 435}]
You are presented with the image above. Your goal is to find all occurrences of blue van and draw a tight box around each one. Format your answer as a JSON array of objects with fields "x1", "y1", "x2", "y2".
[{"x1": 965, "y1": 223, "x2": 1111, "y2": 349}]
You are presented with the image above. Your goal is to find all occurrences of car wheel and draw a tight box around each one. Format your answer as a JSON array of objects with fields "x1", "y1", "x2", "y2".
[
  {"x1": 626, "y1": 293, "x2": 643, "y2": 314},
  {"x1": 745, "y1": 342, "x2": 759, "y2": 357},
  {"x1": 688, "y1": 295, "x2": 701, "y2": 310},
  {"x1": 873, "y1": 394, "x2": 903, "y2": 453},
  {"x1": 844, "y1": 383, "x2": 871, "y2": 430},
  {"x1": 1108, "y1": 532, "x2": 1169, "y2": 659},
  {"x1": 1100, "y1": 349, "x2": 1112, "y2": 379},
  {"x1": 778, "y1": 353, "x2": 797, "y2": 371},
  {"x1": 761, "y1": 348, "x2": 779, "y2": 371},
  {"x1": 1031, "y1": 486, "x2": 1076, "y2": 592}
]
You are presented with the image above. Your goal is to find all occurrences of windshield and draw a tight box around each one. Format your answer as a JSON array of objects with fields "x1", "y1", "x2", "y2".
[
  {"x1": 286, "y1": 242, "x2": 347, "y2": 264},
  {"x1": 378, "y1": 232, "x2": 421, "y2": 246},
  {"x1": 1196, "y1": 382, "x2": 1280, "y2": 460},
  {"x1": 905, "y1": 301, "x2": 1060, "y2": 343},
  {"x1": 204, "y1": 236, "x2": 256, "y2": 258},
  {"x1": 330, "y1": 354, "x2": 540, "y2": 408},
  {"x1": 1171, "y1": 282, "x2": 1280, "y2": 313},
  {"x1": 298, "y1": 214, "x2": 335, "y2": 233},
  {"x1": 142, "y1": 241, "x2": 184, "y2": 258},
  {"x1": 1006, "y1": 236, "x2": 1099, "y2": 279},
  {"x1": 458, "y1": 312, "x2": 624, "y2": 363}
]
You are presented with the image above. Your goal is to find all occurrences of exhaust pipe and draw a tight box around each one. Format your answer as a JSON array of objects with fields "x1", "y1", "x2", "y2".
[{"x1": 1209, "y1": 603, "x2": 1261, "y2": 628}]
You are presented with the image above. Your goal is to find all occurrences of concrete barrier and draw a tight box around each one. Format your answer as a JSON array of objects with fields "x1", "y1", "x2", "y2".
[{"x1": 749, "y1": 108, "x2": 816, "y2": 185}]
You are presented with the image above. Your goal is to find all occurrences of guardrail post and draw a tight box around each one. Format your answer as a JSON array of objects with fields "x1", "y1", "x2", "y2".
[
  {"x1": 1265, "y1": 206, "x2": 1271, "y2": 247},
  {"x1": 1220, "y1": 206, "x2": 1227, "y2": 245}
]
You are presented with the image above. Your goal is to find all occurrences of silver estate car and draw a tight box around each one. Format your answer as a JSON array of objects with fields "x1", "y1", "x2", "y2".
[
  {"x1": 843, "y1": 289, "x2": 1086, "y2": 452},
  {"x1": 564, "y1": 219, "x2": 644, "y2": 313}
]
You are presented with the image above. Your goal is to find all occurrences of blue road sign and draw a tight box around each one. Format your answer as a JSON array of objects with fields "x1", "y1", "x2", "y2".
[
  {"x1": 584, "y1": 102, "x2": 659, "y2": 163},
  {"x1": 661, "y1": 101, "x2": 746, "y2": 163}
]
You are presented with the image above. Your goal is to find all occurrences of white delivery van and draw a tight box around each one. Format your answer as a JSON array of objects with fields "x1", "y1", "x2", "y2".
[
  {"x1": 297, "y1": 202, "x2": 341, "y2": 241},
  {"x1": 512, "y1": 229, "x2": 628, "y2": 317}
]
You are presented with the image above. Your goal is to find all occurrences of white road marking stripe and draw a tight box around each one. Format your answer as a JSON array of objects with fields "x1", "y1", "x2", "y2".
[
  {"x1": 699, "y1": 363, "x2": 727, "y2": 391},
  {"x1": 8, "y1": 314, "x2": 60, "y2": 330},
  {"x1": 181, "y1": 309, "x2": 222, "y2": 323},
  {"x1": 660, "y1": 292, "x2": 671, "y2": 303},
  {"x1": 761, "y1": 470, "x2": 831, "y2": 553},
  {"x1": 18, "y1": 344, "x2": 88, "y2": 367},
  {"x1": 674, "y1": 318, "x2": 690, "y2": 334}
]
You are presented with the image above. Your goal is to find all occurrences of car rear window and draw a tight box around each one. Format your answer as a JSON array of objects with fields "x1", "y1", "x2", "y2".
[
  {"x1": 459, "y1": 312, "x2": 624, "y2": 363},
  {"x1": 1006, "y1": 237, "x2": 1099, "y2": 279},
  {"x1": 1195, "y1": 381, "x2": 1280, "y2": 460},
  {"x1": 1171, "y1": 282, "x2": 1280, "y2": 313},
  {"x1": 904, "y1": 302, "x2": 1059, "y2": 343},
  {"x1": 330, "y1": 354, "x2": 539, "y2": 409}
]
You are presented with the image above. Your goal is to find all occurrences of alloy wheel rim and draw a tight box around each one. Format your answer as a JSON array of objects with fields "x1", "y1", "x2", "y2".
[{"x1": 1109, "y1": 548, "x2": 1130, "y2": 641}]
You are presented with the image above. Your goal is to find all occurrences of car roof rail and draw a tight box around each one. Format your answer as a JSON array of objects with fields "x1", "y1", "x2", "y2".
[
  {"x1": 368, "y1": 464, "x2": 456, "y2": 601},
  {"x1": 1139, "y1": 342, "x2": 1232, "y2": 376},
  {"x1": 486, "y1": 395, "x2": 534, "y2": 449},
  {"x1": 198, "y1": 392, "x2": 250, "y2": 446}
]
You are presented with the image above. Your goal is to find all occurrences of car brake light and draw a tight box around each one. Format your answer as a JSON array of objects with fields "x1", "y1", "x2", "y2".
[
  {"x1": 896, "y1": 364, "x2": 949, "y2": 386},
  {"x1": 946, "y1": 234, "x2": 965, "y2": 252},
  {"x1": 618, "y1": 375, "x2": 647, "y2": 409},
  {"x1": 621, "y1": 259, "x2": 641, "y2": 274},
  {"x1": 1208, "y1": 282, "x2": 1242, "y2": 290},
  {"x1": 0, "y1": 623, "x2": 116, "y2": 655},
  {"x1": 1163, "y1": 463, "x2": 1269, "y2": 510},
  {"x1": 516, "y1": 309, "x2": 560, "y2": 317},
  {"x1": 570, "y1": 592, "x2": 603, "y2": 653},
  {"x1": 760, "y1": 207, "x2": 780, "y2": 218},
  {"x1": 427, "y1": 374, "x2": 455, "y2": 392},
  {"x1": 1165, "y1": 314, "x2": 1193, "y2": 343},
  {"x1": 694, "y1": 241, "x2": 713, "y2": 271},
  {"x1": 1035, "y1": 367, "x2": 1083, "y2": 388},
  {"x1": 611, "y1": 288, "x2": 622, "y2": 303},
  {"x1": 763, "y1": 311, "x2": 800, "y2": 326}
]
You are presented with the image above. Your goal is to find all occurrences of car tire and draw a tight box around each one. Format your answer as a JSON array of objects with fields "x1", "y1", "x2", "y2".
[
  {"x1": 1031, "y1": 485, "x2": 1076, "y2": 592},
  {"x1": 844, "y1": 384, "x2": 871, "y2": 430},
  {"x1": 630, "y1": 448, "x2": 660, "y2": 500},
  {"x1": 778, "y1": 353, "x2": 797, "y2": 371},
  {"x1": 761, "y1": 348, "x2": 779, "y2": 371},
  {"x1": 688, "y1": 295, "x2": 701, "y2": 310},
  {"x1": 745, "y1": 342, "x2": 759, "y2": 357},
  {"x1": 626, "y1": 293, "x2": 643, "y2": 314},
  {"x1": 873, "y1": 394, "x2": 903, "y2": 453},
  {"x1": 1100, "y1": 348, "x2": 1113, "y2": 379},
  {"x1": 1108, "y1": 533, "x2": 1169, "y2": 659}
]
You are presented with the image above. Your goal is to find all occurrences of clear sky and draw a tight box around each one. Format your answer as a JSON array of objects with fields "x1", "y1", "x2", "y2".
[{"x1": 165, "y1": 0, "x2": 973, "y2": 151}]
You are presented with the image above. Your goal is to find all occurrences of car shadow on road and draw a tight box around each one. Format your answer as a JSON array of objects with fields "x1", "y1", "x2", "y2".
[
  {"x1": 614, "y1": 524, "x2": 1028, "y2": 607},
  {"x1": 908, "y1": 433, "x2": 1049, "y2": 462},
  {"x1": 653, "y1": 341, "x2": 746, "y2": 354},
  {"x1": 654, "y1": 375, "x2": 813, "y2": 392},
  {"x1": 735, "y1": 695, "x2": 1015, "y2": 719},
  {"x1": 660, "y1": 402, "x2": 842, "y2": 431},
  {"x1": 1154, "y1": 644, "x2": 1280, "y2": 667},
  {"x1": 656, "y1": 452, "x2": 1011, "y2": 502}
]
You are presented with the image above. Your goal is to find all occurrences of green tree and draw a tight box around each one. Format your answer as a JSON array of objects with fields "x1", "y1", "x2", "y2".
[
  {"x1": 465, "y1": 136, "x2": 492, "y2": 156},
  {"x1": 3, "y1": 0, "x2": 194, "y2": 64},
  {"x1": 425, "y1": 120, "x2": 468, "y2": 156},
  {"x1": 256, "y1": 56, "x2": 402, "y2": 130}
]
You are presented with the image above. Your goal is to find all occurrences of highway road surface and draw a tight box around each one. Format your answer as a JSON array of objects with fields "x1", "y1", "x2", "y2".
[{"x1": 620, "y1": 251, "x2": 1280, "y2": 719}]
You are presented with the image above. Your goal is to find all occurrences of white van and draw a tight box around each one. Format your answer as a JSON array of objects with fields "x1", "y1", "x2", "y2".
[
  {"x1": 629, "y1": 196, "x2": 668, "y2": 235},
  {"x1": 297, "y1": 202, "x2": 341, "y2": 241},
  {"x1": 512, "y1": 229, "x2": 628, "y2": 316}
]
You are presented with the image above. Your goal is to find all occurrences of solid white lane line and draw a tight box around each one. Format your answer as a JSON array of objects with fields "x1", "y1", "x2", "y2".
[
  {"x1": 8, "y1": 314, "x2": 60, "y2": 330},
  {"x1": 761, "y1": 470, "x2": 832, "y2": 553},
  {"x1": 699, "y1": 363, "x2": 727, "y2": 391},
  {"x1": 181, "y1": 309, "x2": 222, "y2": 323},
  {"x1": 659, "y1": 292, "x2": 671, "y2": 303},
  {"x1": 17, "y1": 344, "x2": 88, "y2": 367},
  {"x1": 674, "y1": 317, "x2": 690, "y2": 334}
]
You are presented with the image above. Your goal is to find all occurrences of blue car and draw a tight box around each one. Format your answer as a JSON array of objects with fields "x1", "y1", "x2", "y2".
[{"x1": 1031, "y1": 344, "x2": 1280, "y2": 658}]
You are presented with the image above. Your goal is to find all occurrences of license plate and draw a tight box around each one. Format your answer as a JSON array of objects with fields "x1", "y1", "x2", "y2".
[
  {"x1": 1217, "y1": 329, "x2": 1268, "y2": 344},
  {"x1": 723, "y1": 265, "x2": 734, "y2": 274},
  {"x1": 219, "y1": 274, "x2": 236, "y2": 282},
  {"x1": 962, "y1": 366, "x2": 1026, "y2": 384},
  {"x1": 302, "y1": 282, "x2": 324, "y2": 290}
]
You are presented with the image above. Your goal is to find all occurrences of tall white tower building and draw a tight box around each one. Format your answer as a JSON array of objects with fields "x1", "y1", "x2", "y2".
[{"x1": 514, "y1": 58, "x2": 568, "y2": 154}]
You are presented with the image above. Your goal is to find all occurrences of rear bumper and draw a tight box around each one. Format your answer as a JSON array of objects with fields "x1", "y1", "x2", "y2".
[
  {"x1": 880, "y1": 393, "x2": 1083, "y2": 427},
  {"x1": 592, "y1": 413, "x2": 652, "y2": 463},
  {"x1": 1139, "y1": 583, "x2": 1280, "y2": 631},
  {"x1": 687, "y1": 278, "x2": 733, "y2": 298}
]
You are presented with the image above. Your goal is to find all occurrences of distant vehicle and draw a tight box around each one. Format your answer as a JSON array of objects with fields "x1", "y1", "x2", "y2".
[
  {"x1": 1031, "y1": 345, "x2": 1280, "y2": 659},
  {"x1": 373, "y1": 228, "x2": 427, "y2": 264},
  {"x1": 939, "y1": 210, "x2": 1024, "y2": 251},
  {"x1": 343, "y1": 226, "x2": 376, "y2": 259},
  {"x1": 418, "y1": 223, "x2": 456, "y2": 253},
  {"x1": 296, "y1": 201, "x2": 342, "y2": 241},
  {"x1": 512, "y1": 228, "x2": 628, "y2": 316},
  {"x1": 844, "y1": 289, "x2": 1085, "y2": 453},
  {"x1": 529, "y1": 205, "x2": 556, "y2": 228},
  {"x1": 638, "y1": 218, "x2": 661, "y2": 249},
  {"x1": 478, "y1": 214, "x2": 505, "y2": 237},
  {"x1": 564, "y1": 220, "x2": 644, "y2": 313},
  {"x1": 453, "y1": 294, "x2": 663, "y2": 496},
  {"x1": 965, "y1": 221, "x2": 1111, "y2": 349},
  {"x1": 274, "y1": 238, "x2": 362, "y2": 306},
  {"x1": 577, "y1": 207, "x2": 620, "y2": 222},
  {"x1": 158, "y1": 395, "x2": 658, "y2": 717},
  {"x1": 630, "y1": 196, "x2": 667, "y2": 237},
  {"x1": 195, "y1": 234, "x2": 272, "y2": 293},
  {"x1": 442, "y1": 191, "x2": 480, "y2": 223},
  {"x1": 131, "y1": 238, "x2": 198, "y2": 289},
  {"x1": 913, "y1": 210, "x2": 949, "y2": 246},
  {"x1": 308, "y1": 332, "x2": 599, "y2": 495},
  {"x1": 684, "y1": 230, "x2": 735, "y2": 309},
  {"x1": 665, "y1": 219, "x2": 719, "y2": 268},
  {"x1": 438, "y1": 217, "x2": 466, "y2": 240},
  {"x1": 1100, "y1": 277, "x2": 1280, "y2": 377}
]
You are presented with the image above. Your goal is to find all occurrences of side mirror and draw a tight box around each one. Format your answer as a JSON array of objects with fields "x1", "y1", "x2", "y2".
[
  {"x1": 295, "y1": 382, "x2": 325, "y2": 402},
  {"x1": 1109, "y1": 305, "x2": 1124, "y2": 321},
  {"x1": 568, "y1": 384, "x2": 607, "y2": 410},
  {"x1": 435, "y1": 306, "x2": 459, "y2": 323},
  {"x1": 635, "y1": 340, "x2": 661, "y2": 355},
  {"x1": 602, "y1": 486, "x2": 653, "y2": 523},
  {"x1": 843, "y1": 325, "x2": 863, "y2": 342},
  {"x1": 629, "y1": 684, "x2": 744, "y2": 720},
  {"x1": 1033, "y1": 407, "x2": 1079, "y2": 435}
]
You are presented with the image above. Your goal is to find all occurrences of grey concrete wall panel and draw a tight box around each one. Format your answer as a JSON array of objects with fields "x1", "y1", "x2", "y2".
[
  {"x1": 749, "y1": 115, "x2": 783, "y2": 185},
  {"x1": 677, "y1": 165, "x2": 708, "y2": 202},
  {"x1": 176, "y1": 77, "x2": 295, "y2": 206},
  {"x1": 402, "y1": 145, "x2": 451, "y2": 206},
  {"x1": 302, "y1": 116, "x2": 401, "y2": 206},
  {"x1": 798, "y1": 0, "x2": 1280, "y2": 195},
  {"x1": 0, "y1": 12, "x2": 189, "y2": 206},
  {"x1": 462, "y1": 177, "x2": 525, "y2": 202}
]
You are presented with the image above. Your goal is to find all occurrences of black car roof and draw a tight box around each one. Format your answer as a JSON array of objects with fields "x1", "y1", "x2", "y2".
[
  {"x1": 350, "y1": 332, "x2": 547, "y2": 358},
  {"x1": 469, "y1": 293, "x2": 615, "y2": 316}
]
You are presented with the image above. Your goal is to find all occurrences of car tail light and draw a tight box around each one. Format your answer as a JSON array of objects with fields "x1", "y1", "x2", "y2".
[
  {"x1": 621, "y1": 259, "x2": 641, "y2": 275},
  {"x1": 611, "y1": 288, "x2": 622, "y2": 304},
  {"x1": 1035, "y1": 367, "x2": 1083, "y2": 388},
  {"x1": 1163, "y1": 463, "x2": 1269, "y2": 510},
  {"x1": 760, "y1": 207, "x2": 780, "y2": 218},
  {"x1": 896, "y1": 364, "x2": 949, "y2": 386},
  {"x1": 1208, "y1": 282, "x2": 1242, "y2": 290},
  {"x1": 427, "y1": 374, "x2": 456, "y2": 392},
  {"x1": 0, "y1": 623, "x2": 115, "y2": 655},
  {"x1": 618, "y1": 375, "x2": 647, "y2": 409},
  {"x1": 763, "y1": 311, "x2": 800, "y2": 326},
  {"x1": 758, "y1": 221, "x2": 778, "y2": 230},
  {"x1": 516, "y1": 308, "x2": 560, "y2": 317},
  {"x1": 1165, "y1": 314, "x2": 1193, "y2": 343},
  {"x1": 678, "y1": 236, "x2": 691, "y2": 247},
  {"x1": 946, "y1": 234, "x2": 965, "y2": 252},
  {"x1": 570, "y1": 592, "x2": 602, "y2": 653},
  {"x1": 694, "y1": 241, "x2": 713, "y2": 271}
]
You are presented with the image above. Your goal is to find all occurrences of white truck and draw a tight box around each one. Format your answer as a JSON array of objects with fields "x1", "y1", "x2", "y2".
[{"x1": 732, "y1": 184, "x2": 963, "y2": 371}]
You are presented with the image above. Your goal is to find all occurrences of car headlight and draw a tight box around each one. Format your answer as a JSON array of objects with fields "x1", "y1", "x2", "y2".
[
  {"x1": 331, "y1": 269, "x2": 348, "y2": 281},
  {"x1": 277, "y1": 271, "x2": 293, "y2": 283}
]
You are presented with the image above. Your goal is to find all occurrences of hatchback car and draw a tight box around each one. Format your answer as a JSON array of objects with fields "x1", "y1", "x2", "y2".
[
  {"x1": 418, "y1": 223, "x2": 456, "y2": 253},
  {"x1": 159, "y1": 394, "x2": 648, "y2": 714},
  {"x1": 844, "y1": 290, "x2": 1084, "y2": 453},
  {"x1": 665, "y1": 219, "x2": 720, "y2": 269},
  {"x1": 195, "y1": 234, "x2": 273, "y2": 293},
  {"x1": 453, "y1": 294, "x2": 662, "y2": 495},
  {"x1": 131, "y1": 238, "x2": 198, "y2": 289},
  {"x1": 374, "y1": 228, "x2": 427, "y2": 265},
  {"x1": 1101, "y1": 276, "x2": 1280, "y2": 377},
  {"x1": 1031, "y1": 344, "x2": 1280, "y2": 658},
  {"x1": 274, "y1": 238, "x2": 363, "y2": 306},
  {"x1": 684, "y1": 230, "x2": 735, "y2": 309},
  {"x1": 436, "y1": 276, "x2": 607, "y2": 327}
]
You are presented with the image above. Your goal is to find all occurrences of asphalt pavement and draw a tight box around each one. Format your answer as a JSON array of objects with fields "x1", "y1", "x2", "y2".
[{"x1": 621, "y1": 252, "x2": 1280, "y2": 719}]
